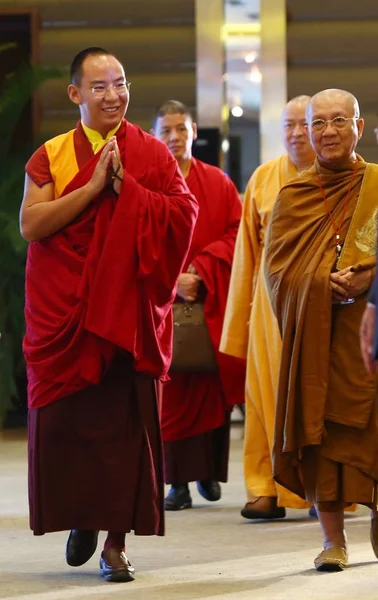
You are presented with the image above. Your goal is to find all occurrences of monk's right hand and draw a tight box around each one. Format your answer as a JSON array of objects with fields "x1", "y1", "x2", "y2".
[
  {"x1": 359, "y1": 303, "x2": 377, "y2": 374},
  {"x1": 177, "y1": 273, "x2": 201, "y2": 302},
  {"x1": 86, "y1": 141, "x2": 113, "y2": 196},
  {"x1": 329, "y1": 271, "x2": 351, "y2": 303}
]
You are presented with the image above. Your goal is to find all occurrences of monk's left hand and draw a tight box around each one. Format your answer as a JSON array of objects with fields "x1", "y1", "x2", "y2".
[
  {"x1": 108, "y1": 136, "x2": 124, "y2": 195},
  {"x1": 330, "y1": 267, "x2": 372, "y2": 300}
]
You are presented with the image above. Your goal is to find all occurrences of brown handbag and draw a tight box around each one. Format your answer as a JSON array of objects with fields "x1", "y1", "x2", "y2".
[{"x1": 170, "y1": 302, "x2": 218, "y2": 373}]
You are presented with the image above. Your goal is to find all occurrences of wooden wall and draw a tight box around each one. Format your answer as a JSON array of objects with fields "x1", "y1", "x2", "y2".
[{"x1": 0, "y1": 0, "x2": 196, "y2": 140}]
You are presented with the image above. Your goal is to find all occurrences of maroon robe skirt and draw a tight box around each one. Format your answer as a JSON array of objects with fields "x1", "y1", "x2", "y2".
[
  {"x1": 163, "y1": 413, "x2": 231, "y2": 484},
  {"x1": 28, "y1": 355, "x2": 165, "y2": 536}
]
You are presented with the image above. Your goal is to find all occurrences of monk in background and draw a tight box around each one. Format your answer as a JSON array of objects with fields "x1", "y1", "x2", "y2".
[
  {"x1": 220, "y1": 97, "x2": 315, "y2": 519},
  {"x1": 152, "y1": 101, "x2": 245, "y2": 510},
  {"x1": 265, "y1": 88, "x2": 378, "y2": 571},
  {"x1": 20, "y1": 48, "x2": 198, "y2": 582}
]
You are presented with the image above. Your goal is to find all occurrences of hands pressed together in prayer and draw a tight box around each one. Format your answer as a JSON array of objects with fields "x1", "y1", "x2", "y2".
[
  {"x1": 177, "y1": 264, "x2": 201, "y2": 302},
  {"x1": 329, "y1": 266, "x2": 372, "y2": 303},
  {"x1": 87, "y1": 136, "x2": 124, "y2": 196}
]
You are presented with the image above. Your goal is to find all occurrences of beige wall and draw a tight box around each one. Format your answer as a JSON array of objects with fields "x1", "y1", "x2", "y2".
[
  {"x1": 260, "y1": 0, "x2": 287, "y2": 163},
  {"x1": 195, "y1": 0, "x2": 224, "y2": 130}
]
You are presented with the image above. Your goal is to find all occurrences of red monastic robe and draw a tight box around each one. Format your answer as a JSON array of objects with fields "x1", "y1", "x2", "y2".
[
  {"x1": 161, "y1": 158, "x2": 245, "y2": 442},
  {"x1": 24, "y1": 120, "x2": 198, "y2": 409}
]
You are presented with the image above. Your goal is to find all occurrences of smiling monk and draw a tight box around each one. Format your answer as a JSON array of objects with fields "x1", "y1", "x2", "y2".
[
  {"x1": 265, "y1": 89, "x2": 378, "y2": 571},
  {"x1": 20, "y1": 48, "x2": 198, "y2": 583},
  {"x1": 220, "y1": 97, "x2": 315, "y2": 520}
]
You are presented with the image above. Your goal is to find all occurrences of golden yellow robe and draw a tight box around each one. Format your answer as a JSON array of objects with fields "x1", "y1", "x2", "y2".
[{"x1": 220, "y1": 154, "x2": 310, "y2": 508}]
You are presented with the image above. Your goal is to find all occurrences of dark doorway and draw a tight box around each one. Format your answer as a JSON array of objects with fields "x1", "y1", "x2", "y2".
[{"x1": 0, "y1": 9, "x2": 39, "y2": 151}]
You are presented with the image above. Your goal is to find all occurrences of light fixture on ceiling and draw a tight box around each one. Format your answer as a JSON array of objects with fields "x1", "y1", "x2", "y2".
[
  {"x1": 222, "y1": 139, "x2": 230, "y2": 153},
  {"x1": 231, "y1": 106, "x2": 244, "y2": 117},
  {"x1": 244, "y1": 51, "x2": 257, "y2": 64},
  {"x1": 222, "y1": 23, "x2": 261, "y2": 39},
  {"x1": 248, "y1": 65, "x2": 262, "y2": 83}
]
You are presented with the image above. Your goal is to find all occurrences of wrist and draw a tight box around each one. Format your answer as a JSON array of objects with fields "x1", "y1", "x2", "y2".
[
  {"x1": 112, "y1": 178, "x2": 123, "y2": 196},
  {"x1": 111, "y1": 166, "x2": 124, "y2": 196},
  {"x1": 83, "y1": 181, "x2": 99, "y2": 201}
]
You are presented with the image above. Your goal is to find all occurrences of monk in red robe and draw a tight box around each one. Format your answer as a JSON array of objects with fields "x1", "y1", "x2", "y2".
[
  {"x1": 152, "y1": 100, "x2": 245, "y2": 510},
  {"x1": 20, "y1": 48, "x2": 198, "y2": 583}
]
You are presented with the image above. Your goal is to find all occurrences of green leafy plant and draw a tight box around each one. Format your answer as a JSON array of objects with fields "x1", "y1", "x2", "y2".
[{"x1": 0, "y1": 46, "x2": 61, "y2": 425}]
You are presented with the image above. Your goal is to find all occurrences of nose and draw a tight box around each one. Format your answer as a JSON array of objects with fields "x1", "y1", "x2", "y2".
[
  {"x1": 323, "y1": 121, "x2": 338, "y2": 134},
  {"x1": 104, "y1": 84, "x2": 118, "y2": 100},
  {"x1": 169, "y1": 128, "x2": 179, "y2": 142},
  {"x1": 292, "y1": 123, "x2": 304, "y2": 136}
]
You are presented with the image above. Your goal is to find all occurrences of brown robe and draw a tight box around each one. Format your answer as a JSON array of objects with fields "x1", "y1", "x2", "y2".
[
  {"x1": 28, "y1": 355, "x2": 165, "y2": 535},
  {"x1": 265, "y1": 157, "x2": 378, "y2": 506}
]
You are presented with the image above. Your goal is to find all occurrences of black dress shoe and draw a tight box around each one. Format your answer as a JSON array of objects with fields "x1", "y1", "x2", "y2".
[
  {"x1": 164, "y1": 484, "x2": 192, "y2": 510},
  {"x1": 66, "y1": 529, "x2": 99, "y2": 566},
  {"x1": 100, "y1": 549, "x2": 135, "y2": 583},
  {"x1": 240, "y1": 498, "x2": 286, "y2": 520},
  {"x1": 197, "y1": 479, "x2": 221, "y2": 502}
]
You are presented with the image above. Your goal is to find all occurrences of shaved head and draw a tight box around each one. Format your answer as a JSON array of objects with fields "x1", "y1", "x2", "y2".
[
  {"x1": 281, "y1": 95, "x2": 315, "y2": 169},
  {"x1": 282, "y1": 95, "x2": 311, "y2": 119},
  {"x1": 307, "y1": 89, "x2": 360, "y2": 122},
  {"x1": 306, "y1": 88, "x2": 364, "y2": 166}
]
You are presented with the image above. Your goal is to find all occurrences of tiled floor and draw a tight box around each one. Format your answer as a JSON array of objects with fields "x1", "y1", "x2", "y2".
[{"x1": 1, "y1": 425, "x2": 378, "y2": 600}]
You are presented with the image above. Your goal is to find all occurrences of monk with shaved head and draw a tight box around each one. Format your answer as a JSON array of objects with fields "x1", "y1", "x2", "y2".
[
  {"x1": 264, "y1": 88, "x2": 378, "y2": 571},
  {"x1": 221, "y1": 96, "x2": 315, "y2": 519}
]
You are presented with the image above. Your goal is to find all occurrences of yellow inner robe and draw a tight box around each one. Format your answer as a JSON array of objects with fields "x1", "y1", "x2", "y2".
[{"x1": 220, "y1": 154, "x2": 310, "y2": 508}]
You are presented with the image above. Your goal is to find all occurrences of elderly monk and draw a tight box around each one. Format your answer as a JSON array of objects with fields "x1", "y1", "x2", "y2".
[
  {"x1": 265, "y1": 88, "x2": 378, "y2": 572},
  {"x1": 220, "y1": 96, "x2": 315, "y2": 519},
  {"x1": 20, "y1": 48, "x2": 198, "y2": 582},
  {"x1": 152, "y1": 100, "x2": 245, "y2": 510}
]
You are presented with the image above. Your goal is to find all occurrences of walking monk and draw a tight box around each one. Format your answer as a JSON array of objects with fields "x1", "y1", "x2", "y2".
[
  {"x1": 20, "y1": 48, "x2": 198, "y2": 582},
  {"x1": 152, "y1": 100, "x2": 245, "y2": 510},
  {"x1": 265, "y1": 88, "x2": 378, "y2": 571},
  {"x1": 220, "y1": 96, "x2": 315, "y2": 519}
]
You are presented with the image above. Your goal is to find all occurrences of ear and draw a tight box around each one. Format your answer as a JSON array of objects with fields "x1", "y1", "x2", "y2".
[
  {"x1": 67, "y1": 84, "x2": 82, "y2": 106},
  {"x1": 149, "y1": 128, "x2": 156, "y2": 137},
  {"x1": 357, "y1": 117, "x2": 364, "y2": 140},
  {"x1": 192, "y1": 121, "x2": 198, "y2": 141}
]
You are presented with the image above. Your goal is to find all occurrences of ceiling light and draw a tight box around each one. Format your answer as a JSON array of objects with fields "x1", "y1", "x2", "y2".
[
  {"x1": 221, "y1": 139, "x2": 230, "y2": 153},
  {"x1": 248, "y1": 66, "x2": 262, "y2": 83},
  {"x1": 245, "y1": 52, "x2": 257, "y2": 64},
  {"x1": 231, "y1": 106, "x2": 244, "y2": 118},
  {"x1": 222, "y1": 23, "x2": 261, "y2": 39}
]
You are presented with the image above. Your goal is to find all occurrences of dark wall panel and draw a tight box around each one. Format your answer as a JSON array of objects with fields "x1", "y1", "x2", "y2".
[{"x1": 286, "y1": 0, "x2": 378, "y2": 162}]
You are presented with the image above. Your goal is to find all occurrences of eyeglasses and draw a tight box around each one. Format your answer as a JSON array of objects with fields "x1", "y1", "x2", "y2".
[
  {"x1": 89, "y1": 81, "x2": 131, "y2": 97},
  {"x1": 310, "y1": 116, "x2": 358, "y2": 132}
]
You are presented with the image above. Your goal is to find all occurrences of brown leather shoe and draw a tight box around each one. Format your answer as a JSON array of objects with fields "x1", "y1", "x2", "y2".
[
  {"x1": 66, "y1": 529, "x2": 99, "y2": 567},
  {"x1": 370, "y1": 517, "x2": 378, "y2": 558},
  {"x1": 99, "y1": 548, "x2": 135, "y2": 583},
  {"x1": 240, "y1": 497, "x2": 286, "y2": 520}
]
